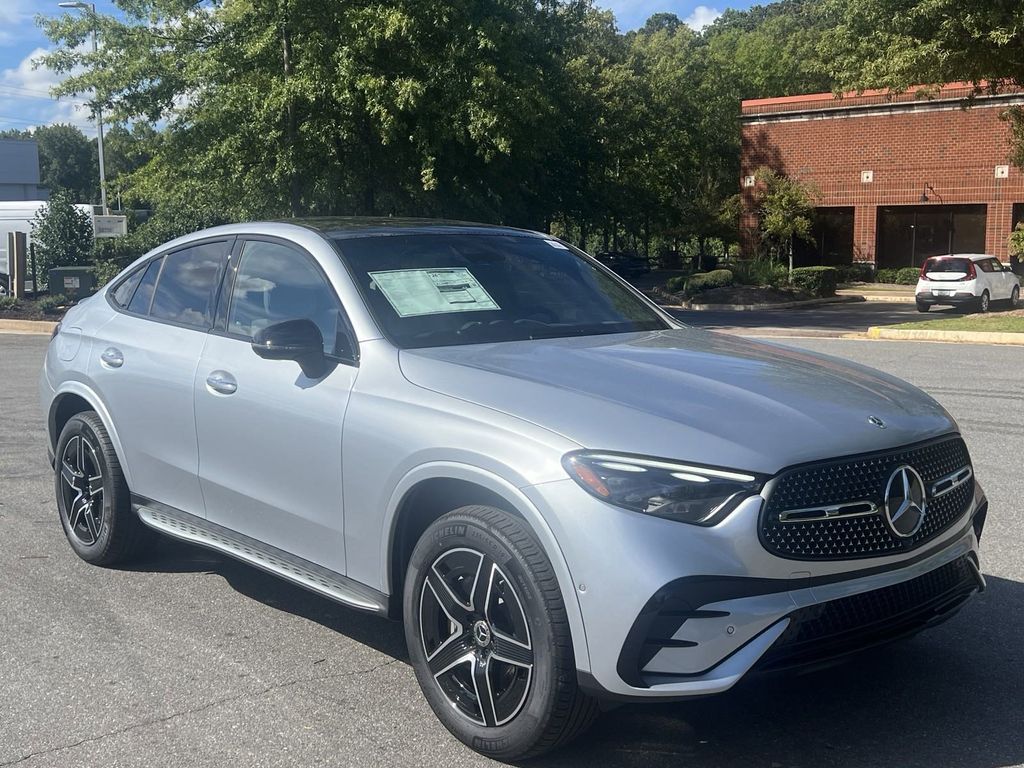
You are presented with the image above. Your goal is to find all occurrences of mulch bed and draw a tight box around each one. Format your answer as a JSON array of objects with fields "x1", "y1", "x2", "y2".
[
  {"x1": 0, "y1": 298, "x2": 69, "y2": 321},
  {"x1": 682, "y1": 285, "x2": 814, "y2": 305}
]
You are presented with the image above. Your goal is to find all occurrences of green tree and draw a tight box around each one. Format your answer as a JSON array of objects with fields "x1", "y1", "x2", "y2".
[
  {"x1": 31, "y1": 189, "x2": 95, "y2": 278},
  {"x1": 33, "y1": 124, "x2": 98, "y2": 202},
  {"x1": 820, "y1": 0, "x2": 1024, "y2": 166},
  {"x1": 754, "y1": 167, "x2": 818, "y2": 272}
]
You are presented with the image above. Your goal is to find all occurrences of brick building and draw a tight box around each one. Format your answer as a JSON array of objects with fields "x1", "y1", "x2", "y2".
[{"x1": 740, "y1": 83, "x2": 1024, "y2": 268}]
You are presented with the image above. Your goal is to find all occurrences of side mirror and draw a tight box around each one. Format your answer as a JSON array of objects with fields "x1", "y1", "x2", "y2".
[{"x1": 252, "y1": 318, "x2": 327, "y2": 378}]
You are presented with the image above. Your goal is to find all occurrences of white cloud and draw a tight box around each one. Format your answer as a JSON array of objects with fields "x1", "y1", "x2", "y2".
[
  {"x1": 0, "y1": 46, "x2": 95, "y2": 135},
  {"x1": 0, "y1": 0, "x2": 34, "y2": 47},
  {"x1": 684, "y1": 5, "x2": 722, "y2": 30}
]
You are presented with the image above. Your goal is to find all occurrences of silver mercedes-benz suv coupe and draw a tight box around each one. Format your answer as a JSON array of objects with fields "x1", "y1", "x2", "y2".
[{"x1": 40, "y1": 220, "x2": 987, "y2": 760}]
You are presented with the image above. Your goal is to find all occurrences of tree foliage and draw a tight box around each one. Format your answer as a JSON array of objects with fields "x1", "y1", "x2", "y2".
[
  {"x1": 31, "y1": 189, "x2": 95, "y2": 276},
  {"x1": 754, "y1": 167, "x2": 818, "y2": 271},
  {"x1": 33, "y1": 0, "x2": 839, "y2": 256}
]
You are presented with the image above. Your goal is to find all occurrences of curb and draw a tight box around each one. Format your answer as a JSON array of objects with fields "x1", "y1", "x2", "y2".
[
  {"x1": 681, "y1": 295, "x2": 865, "y2": 312},
  {"x1": 838, "y1": 292, "x2": 915, "y2": 304},
  {"x1": 0, "y1": 319, "x2": 58, "y2": 335},
  {"x1": 866, "y1": 326, "x2": 1024, "y2": 345}
]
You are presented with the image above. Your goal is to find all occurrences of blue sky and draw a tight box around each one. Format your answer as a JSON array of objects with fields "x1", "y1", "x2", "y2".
[{"x1": 0, "y1": 0, "x2": 755, "y2": 136}]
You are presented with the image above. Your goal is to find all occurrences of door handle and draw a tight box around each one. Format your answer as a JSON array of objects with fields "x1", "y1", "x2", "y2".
[
  {"x1": 206, "y1": 370, "x2": 238, "y2": 395},
  {"x1": 100, "y1": 347, "x2": 124, "y2": 368}
]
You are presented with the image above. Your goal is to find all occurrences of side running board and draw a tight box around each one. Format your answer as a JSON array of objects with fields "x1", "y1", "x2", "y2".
[{"x1": 134, "y1": 499, "x2": 388, "y2": 615}]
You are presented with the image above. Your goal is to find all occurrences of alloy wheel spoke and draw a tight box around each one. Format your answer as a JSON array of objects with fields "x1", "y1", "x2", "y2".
[
  {"x1": 425, "y1": 571, "x2": 473, "y2": 625},
  {"x1": 473, "y1": 656, "x2": 498, "y2": 728},
  {"x1": 61, "y1": 461, "x2": 79, "y2": 490},
  {"x1": 470, "y1": 557, "x2": 493, "y2": 614},
  {"x1": 492, "y1": 636, "x2": 534, "y2": 668},
  {"x1": 428, "y1": 637, "x2": 474, "y2": 677},
  {"x1": 82, "y1": 503, "x2": 100, "y2": 542},
  {"x1": 67, "y1": 492, "x2": 87, "y2": 531},
  {"x1": 76, "y1": 436, "x2": 85, "y2": 475}
]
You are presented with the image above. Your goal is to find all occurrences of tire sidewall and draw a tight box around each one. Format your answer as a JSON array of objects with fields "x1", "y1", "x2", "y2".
[
  {"x1": 55, "y1": 415, "x2": 118, "y2": 563},
  {"x1": 403, "y1": 509, "x2": 563, "y2": 758}
]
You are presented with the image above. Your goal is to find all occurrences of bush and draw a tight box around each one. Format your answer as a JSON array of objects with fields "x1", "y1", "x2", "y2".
[
  {"x1": 834, "y1": 262, "x2": 875, "y2": 284},
  {"x1": 92, "y1": 259, "x2": 124, "y2": 287},
  {"x1": 686, "y1": 269, "x2": 734, "y2": 295},
  {"x1": 875, "y1": 268, "x2": 899, "y2": 284},
  {"x1": 665, "y1": 275, "x2": 687, "y2": 293},
  {"x1": 789, "y1": 266, "x2": 838, "y2": 297},
  {"x1": 37, "y1": 294, "x2": 69, "y2": 315},
  {"x1": 730, "y1": 259, "x2": 788, "y2": 287},
  {"x1": 0, "y1": 295, "x2": 21, "y2": 311},
  {"x1": 894, "y1": 267, "x2": 920, "y2": 285}
]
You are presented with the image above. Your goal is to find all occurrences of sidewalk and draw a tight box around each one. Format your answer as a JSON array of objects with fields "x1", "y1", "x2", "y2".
[{"x1": 837, "y1": 284, "x2": 915, "y2": 303}]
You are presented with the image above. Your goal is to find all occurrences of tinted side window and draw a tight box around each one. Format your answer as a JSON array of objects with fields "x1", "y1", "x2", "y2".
[
  {"x1": 977, "y1": 259, "x2": 994, "y2": 273},
  {"x1": 127, "y1": 257, "x2": 163, "y2": 315},
  {"x1": 111, "y1": 265, "x2": 145, "y2": 307},
  {"x1": 227, "y1": 240, "x2": 349, "y2": 357},
  {"x1": 150, "y1": 242, "x2": 226, "y2": 328}
]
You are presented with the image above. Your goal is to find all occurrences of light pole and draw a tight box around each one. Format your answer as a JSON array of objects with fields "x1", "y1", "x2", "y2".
[{"x1": 58, "y1": 2, "x2": 107, "y2": 215}]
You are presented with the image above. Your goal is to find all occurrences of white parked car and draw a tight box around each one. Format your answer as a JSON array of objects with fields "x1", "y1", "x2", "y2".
[{"x1": 915, "y1": 254, "x2": 1021, "y2": 313}]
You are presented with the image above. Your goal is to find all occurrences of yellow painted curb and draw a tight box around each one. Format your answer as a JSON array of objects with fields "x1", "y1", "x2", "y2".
[
  {"x1": 867, "y1": 326, "x2": 1024, "y2": 345},
  {"x1": 0, "y1": 319, "x2": 58, "y2": 335}
]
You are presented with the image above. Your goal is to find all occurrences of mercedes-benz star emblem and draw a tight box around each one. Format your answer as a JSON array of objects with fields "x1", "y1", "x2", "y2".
[
  {"x1": 884, "y1": 465, "x2": 927, "y2": 538},
  {"x1": 868, "y1": 416, "x2": 887, "y2": 429}
]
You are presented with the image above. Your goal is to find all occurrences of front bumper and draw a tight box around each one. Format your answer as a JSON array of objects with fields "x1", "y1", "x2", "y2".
[{"x1": 523, "y1": 478, "x2": 986, "y2": 702}]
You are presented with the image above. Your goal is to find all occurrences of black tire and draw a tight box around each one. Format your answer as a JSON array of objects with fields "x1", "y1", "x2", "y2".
[
  {"x1": 403, "y1": 505, "x2": 598, "y2": 760},
  {"x1": 54, "y1": 411, "x2": 155, "y2": 566},
  {"x1": 978, "y1": 290, "x2": 990, "y2": 313},
  {"x1": 1010, "y1": 285, "x2": 1020, "y2": 309},
  {"x1": 916, "y1": 301, "x2": 930, "y2": 313}
]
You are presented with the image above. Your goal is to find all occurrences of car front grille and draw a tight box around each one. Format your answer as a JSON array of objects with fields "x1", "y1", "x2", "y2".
[
  {"x1": 756, "y1": 554, "x2": 981, "y2": 672},
  {"x1": 760, "y1": 436, "x2": 973, "y2": 560}
]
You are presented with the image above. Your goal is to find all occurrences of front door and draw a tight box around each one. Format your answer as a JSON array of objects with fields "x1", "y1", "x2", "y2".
[{"x1": 194, "y1": 238, "x2": 358, "y2": 574}]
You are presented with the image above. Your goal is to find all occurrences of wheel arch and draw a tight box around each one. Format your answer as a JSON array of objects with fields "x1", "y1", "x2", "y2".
[
  {"x1": 382, "y1": 462, "x2": 591, "y2": 673},
  {"x1": 49, "y1": 383, "x2": 133, "y2": 486}
]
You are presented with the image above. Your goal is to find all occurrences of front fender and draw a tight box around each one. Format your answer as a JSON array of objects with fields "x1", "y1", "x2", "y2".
[{"x1": 381, "y1": 461, "x2": 591, "y2": 674}]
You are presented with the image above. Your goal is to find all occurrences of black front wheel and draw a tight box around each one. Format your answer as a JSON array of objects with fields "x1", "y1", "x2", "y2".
[
  {"x1": 403, "y1": 506, "x2": 597, "y2": 760},
  {"x1": 55, "y1": 411, "x2": 154, "y2": 565}
]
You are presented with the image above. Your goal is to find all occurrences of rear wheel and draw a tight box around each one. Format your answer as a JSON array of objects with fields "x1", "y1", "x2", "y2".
[
  {"x1": 1010, "y1": 285, "x2": 1020, "y2": 309},
  {"x1": 977, "y1": 290, "x2": 990, "y2": 313},
  {"x1": 404, "y1": 506, "x2": 597, "y2": 760},
  {"x1": 916, "y1": 301, "x2": 930, "y2": 313},
  {"x1": 55, "y1": 411, "x2": 154, "y2": 565}
]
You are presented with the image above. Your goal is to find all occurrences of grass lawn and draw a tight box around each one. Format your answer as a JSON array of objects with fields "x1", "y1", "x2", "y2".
[{"x1": 885, "y1": 310, "x2": 1024, "y2": 333}]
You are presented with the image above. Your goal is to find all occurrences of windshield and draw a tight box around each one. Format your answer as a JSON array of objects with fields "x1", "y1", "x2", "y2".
[
  {"x1": 924, "y1": 257, "x2": 971, "y2": 273},
  {"x1": 331, "y1": 233, "x2": 670, "y2": 349}
]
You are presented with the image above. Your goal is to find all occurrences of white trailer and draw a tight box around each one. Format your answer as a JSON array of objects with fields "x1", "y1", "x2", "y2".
[{"x1": 0, "y1": 200, "x2": 97, "y2": 290}]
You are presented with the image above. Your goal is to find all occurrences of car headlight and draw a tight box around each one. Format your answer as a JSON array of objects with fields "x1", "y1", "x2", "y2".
[{"x1": 562, "y1": 451, "x2": 765, "y2": 525}]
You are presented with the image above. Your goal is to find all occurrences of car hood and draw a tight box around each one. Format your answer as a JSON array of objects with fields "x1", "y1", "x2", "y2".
[{"x1": 398, "y1": 329, "x2": 957, "y2": 475}]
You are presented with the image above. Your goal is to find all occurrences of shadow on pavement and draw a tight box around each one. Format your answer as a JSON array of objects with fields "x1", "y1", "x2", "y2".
[{"x1": 135, "y1": 538, "x2": 1022, "y2": 768}]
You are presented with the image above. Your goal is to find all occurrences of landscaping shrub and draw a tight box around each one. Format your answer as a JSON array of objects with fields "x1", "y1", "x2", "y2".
[
  {"x1": 38, "y1": 294, "x2": 69, "y2": 315},
  {"x1": 789, "y1": 266, "x2": 838, "y2": 297},
  {"x1": 730, "y1": 259, "x2": 788, "y2": 288},
  {"x1": 0, "y1": 295, "x2": 21, "y2": 312},
  {"x1": 665, "y1": 275, "x2": 687, "y2": 293},
  {"x1": 875, "y1": 268, "x2": 899, "y2": 284},
  {"x1": 894, "y1": 267, "x2": 920, "y2": 285},
  {"x1": 835, "y1": 262, "x2": 875, "y2": 283},
  {"x1": 686, "y1": 269, "x2": 734, "y2": 295}
]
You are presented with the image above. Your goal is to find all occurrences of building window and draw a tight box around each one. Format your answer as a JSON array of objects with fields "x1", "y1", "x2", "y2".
[
  {"x1": 1013, "y1": 203, "x2": 1024, "y2": 231},
  {"x1": 794, "y1": 207, "x2": 854, "y2": 267},
  {"x1": 875, "y1": 205, "x2": 987, "y2": 269}
]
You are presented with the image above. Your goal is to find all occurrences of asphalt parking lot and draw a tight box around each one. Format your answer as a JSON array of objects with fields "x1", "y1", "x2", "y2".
[
  {"x1": 672, "y1": 300, "x2": 957, "y2": 335},
  {"x1": 2, "y1": 331, "x2": 1023, "y2": 768}
]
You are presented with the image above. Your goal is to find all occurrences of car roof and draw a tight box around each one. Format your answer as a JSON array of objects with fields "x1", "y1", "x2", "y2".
[
  {"x1": 925, "y1": 254, "x2": 996, "y2": 262},
  {"x1": 283, "y1": 217, "x2": 542, "y2": 240}
]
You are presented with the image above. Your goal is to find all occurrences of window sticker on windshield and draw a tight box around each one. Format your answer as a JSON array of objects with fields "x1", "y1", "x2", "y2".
[{"x1": 368, "y1": 268, "x2": 501, "y2": 318}]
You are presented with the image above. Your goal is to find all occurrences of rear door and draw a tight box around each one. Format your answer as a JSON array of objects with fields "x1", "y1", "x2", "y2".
[
  {"x1": 193, "y1": 237, "x2": 359, "y2": 574},
  {"x1": 991, "y1": 259, "x2": 1016, "y2": 299},
  {"x1": 975, "y1": 258, "x2": 1000, "y2": 298},
  {"x1": 92, "y1": 238, "x2": 230, "y2": 517}
]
